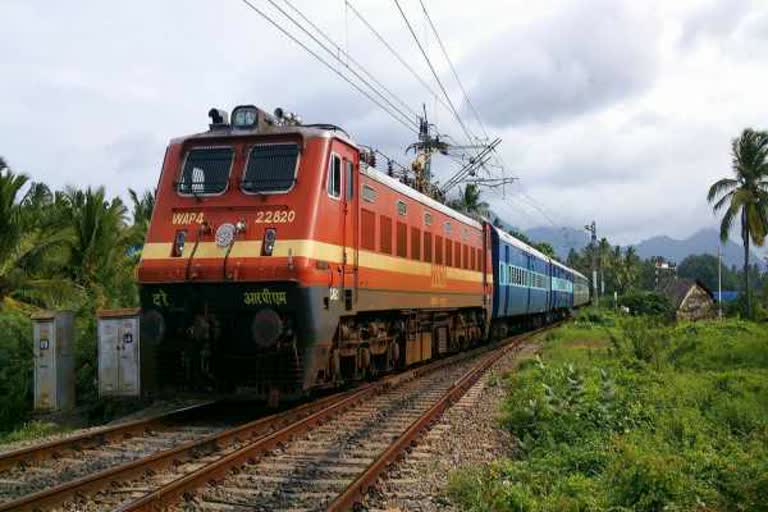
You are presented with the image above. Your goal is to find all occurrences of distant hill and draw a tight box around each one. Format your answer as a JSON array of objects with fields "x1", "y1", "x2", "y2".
[
  {"x1": 633, "y1": 229, "x2": 762, "y2": 269},
  {"x1": 523, "y1": 226, "x2": 763, "y2": 269}
]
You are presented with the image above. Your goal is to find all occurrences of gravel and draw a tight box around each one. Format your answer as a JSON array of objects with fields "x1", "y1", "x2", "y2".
[{"x1": 367, "y1": 341, "x2": 542, "y2": 512}]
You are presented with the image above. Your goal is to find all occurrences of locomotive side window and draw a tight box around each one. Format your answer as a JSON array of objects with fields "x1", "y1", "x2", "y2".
[
  {"x1": 345, "y1": 161, "x2": 354, "y2": 199},
  {"x1": 362, "y1": 184, "x2": 376, "y2": 203},
  {"x1": 242, "y1": 143, "x2": 299, "y2": 193},
  {"x1": 178, "y1": 147, "x2": 233, "y2": 195},
  {"x1": 328, "y1": 154, "x2": 342, "y2": 199}
]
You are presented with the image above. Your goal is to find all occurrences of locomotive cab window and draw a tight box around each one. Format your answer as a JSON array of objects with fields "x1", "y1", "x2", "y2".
[
  {"x1": 328, "y1": 154, "x2": 342, "y2": 199},
  {"x1": 242, "y1": 143, "x2": 299, "y2": 194},
  {"x1": 178, "y1": 147, "x2": 233, "y2": 195}
]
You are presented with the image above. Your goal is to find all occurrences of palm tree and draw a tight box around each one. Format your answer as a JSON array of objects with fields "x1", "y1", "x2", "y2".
[
  {"x1": 62, "y1": 187, "x2": 132, "y2": 306},
  {"x1": 707, "y1": 128, "x2": 768, "y2": 317},
  {"x1": 0, "y1": 159, "x2": 77, "y2": 307},
  {"x1": 128, "y1": 188, "x2": 155, "y2": 246},
  {"x1": 449, "y1": 184, "x2": 489, "y2": 220}
]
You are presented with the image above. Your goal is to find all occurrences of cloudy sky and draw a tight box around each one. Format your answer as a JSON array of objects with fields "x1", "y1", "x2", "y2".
[{"x1": 2, "y1": 0, "x2": 767, "y2": 246}]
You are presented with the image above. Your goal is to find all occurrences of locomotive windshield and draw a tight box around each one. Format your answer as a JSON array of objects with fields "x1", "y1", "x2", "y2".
[
  {"x1": 178, "y1": 147, "x2": 233, "y2": 195},
  {"x1": 242, "y1": 143, "x2": 299, "y2": 193}
]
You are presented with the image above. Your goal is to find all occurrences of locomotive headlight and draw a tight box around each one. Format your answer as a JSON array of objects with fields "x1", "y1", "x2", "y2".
[
  {"x1": 172, "y1": 230, "x2": 187, "y2": 257},
  {"x1": 262, "y1": 228, "x2": 277, "y2": 256},
  {"x1": 232, "y1": 105, "x2": 258, "y2": 129}
]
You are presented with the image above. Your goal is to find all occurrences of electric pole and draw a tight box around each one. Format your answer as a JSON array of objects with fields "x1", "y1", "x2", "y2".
[
  {"x1": 585, "y1": 221, "x2": 598, "y2": 306},
  {"x1": 718, "y1": 244, "x2": 723, "y2": 320}
]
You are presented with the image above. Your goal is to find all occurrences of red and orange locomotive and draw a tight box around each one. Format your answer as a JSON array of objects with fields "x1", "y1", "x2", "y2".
[{"x1": 137, "y1": 105, "x2": 490, "y2": 399}]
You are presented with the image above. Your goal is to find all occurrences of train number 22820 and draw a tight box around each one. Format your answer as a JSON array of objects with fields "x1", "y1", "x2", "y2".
[{"x1": 255, "y1": 210, "x2": 296, "y2": 224}]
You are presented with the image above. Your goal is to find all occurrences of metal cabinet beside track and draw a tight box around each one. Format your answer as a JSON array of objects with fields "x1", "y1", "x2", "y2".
[
  {"x1": 97, "y1": 308, "x2": 152, "y2": 397},
  {"x1": 32, "y1": 311, "x2": 75, "y2": 411}
]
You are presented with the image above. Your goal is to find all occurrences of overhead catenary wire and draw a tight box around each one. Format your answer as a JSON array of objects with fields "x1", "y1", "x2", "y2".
[
  {"x1": 344, "y1": 1, "x2": 453, "y2": 117},
  {"x1": 280, "y1": 0, "x2": 421, "y2": 121},
  {"x1": 236, "y1": 0, "x2": 419, "y2": 135},
  {"x1": 417, "y1": 0, "x2": 489, "y2": 140},
  {"x1": 263, "y1": 0, "x2": 420, "y2": 131},
  {"x1": 392, "y1": 0, "x2": 476, "y2": 148}
]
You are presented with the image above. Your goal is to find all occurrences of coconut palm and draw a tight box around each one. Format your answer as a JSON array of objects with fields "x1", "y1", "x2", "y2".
[
  {"x1": 0, "y1": 159, "x2": 77, "y2": 307},
  {"x1": 62, "y1": 187, "x2": 132, "y2": 306},
  {"x1": 449, "y1": 184, "x2": 489, "y2": 220},
  {"x1": 707, "y1": 128, "x2": 768, "y2": 317},
  {"x1": 128, "y1": 188, "x2": 155, "y2": 248}
]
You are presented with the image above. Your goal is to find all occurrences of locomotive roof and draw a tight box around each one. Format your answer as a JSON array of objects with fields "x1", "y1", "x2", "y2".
[
  {"x1": 172, "y1": 124, "x2": 357, "y2": 147},
  {"x1": 360, "y1": 163, "x2": 483, "y2": 231}
]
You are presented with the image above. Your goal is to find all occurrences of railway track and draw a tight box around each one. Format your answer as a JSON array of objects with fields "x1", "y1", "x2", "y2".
[{"x1": 0, "y1": 326, "x2": 549, "y2": 512}]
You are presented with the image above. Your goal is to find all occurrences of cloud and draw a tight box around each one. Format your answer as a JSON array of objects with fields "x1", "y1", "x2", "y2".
[
  {"x1": 464, "y1": 0, "x2": 660, "y2": 128},
  {"x1": 680, "y1": 0, "x2": 754, "y2": 47}
]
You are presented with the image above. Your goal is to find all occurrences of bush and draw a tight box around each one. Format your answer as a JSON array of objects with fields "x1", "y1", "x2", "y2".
[
  {"x1": 619, "y1": 292, "x2": 674, "y2": 318},
  {"x1": 0, "y1": 308, "x2": 33, "y2": 433},
  {"x1": 449, "y1": 318, "x2": 768, "y2": 512}
]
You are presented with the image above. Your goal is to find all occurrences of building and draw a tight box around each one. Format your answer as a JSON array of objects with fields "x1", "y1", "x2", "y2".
[{"x1": 657, "y1": 278, "x2": 715, "y2": 321}]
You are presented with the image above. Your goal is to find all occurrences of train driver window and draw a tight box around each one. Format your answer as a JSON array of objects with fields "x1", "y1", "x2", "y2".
[
  {"x1": 328, "y1": 154, "x2": 342, "y2": 199},
  {"x1": 178, "y1": 147, "x2": 233, "y2": 196},
  {"x1": 345, "y1": 160, "x2": 354, "y2": 199}
]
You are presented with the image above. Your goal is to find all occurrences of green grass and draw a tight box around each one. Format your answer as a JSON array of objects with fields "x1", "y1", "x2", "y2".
[
  {"x1": 448, "y1": 310, "x2": 768, "y2": 511},
  {"x1": 0, "y1": 420, "x2": 68, "y2": 446}
]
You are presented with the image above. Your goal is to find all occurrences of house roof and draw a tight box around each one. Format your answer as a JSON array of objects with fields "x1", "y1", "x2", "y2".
[{"x1": 657, "y1": 278, "x2": 714, "y2": 309}]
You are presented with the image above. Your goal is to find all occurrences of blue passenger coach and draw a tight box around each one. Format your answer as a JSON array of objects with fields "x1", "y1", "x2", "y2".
[{"x1": 489, "y1": 225, "x2": 589, "y2": 336}]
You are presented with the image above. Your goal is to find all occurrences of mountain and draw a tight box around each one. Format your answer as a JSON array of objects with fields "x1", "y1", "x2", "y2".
[
  {"x1": 523, "y1": 226, "x2": 764, "y2": 269},
  {"x1": 634, "y1": 229, "x2": 762, "y2": 269}
]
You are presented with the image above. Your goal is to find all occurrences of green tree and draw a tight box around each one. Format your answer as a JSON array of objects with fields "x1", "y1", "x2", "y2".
[
  {"x1": 707, "y1": 128, "x2": 768, "y2": 317},
  {"x1": 533, "y1": 241, "x2": 556, "y2": 258},
  {"x1": 449, "y1": 183, "x2": 489, "y2": 220},
  {"x1": 62, "y1": 187, "x2": 133, "y2": 307},
  {"x1": 0, "y1": 159, "x2": 74, "y2": 307}
]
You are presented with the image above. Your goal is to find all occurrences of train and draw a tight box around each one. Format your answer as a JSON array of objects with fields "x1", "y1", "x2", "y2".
[{"x1": 136, "y1": 105, "x2": 590, "y2": 401}]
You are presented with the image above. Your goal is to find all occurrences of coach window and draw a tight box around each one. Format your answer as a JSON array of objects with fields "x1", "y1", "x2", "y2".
[
  {"x1": 178, "y1": 147, "x2": 233, "y2": 196},
  {"x1": 327, "y1": 154, "x2": 342, "y2": 199},
  {"x1": 345, "y1": 160, "x2": 354, "y2": 199}
]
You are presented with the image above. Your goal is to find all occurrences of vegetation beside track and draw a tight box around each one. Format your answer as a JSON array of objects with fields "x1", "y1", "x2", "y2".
[{"x1": 448, "y1": 310, "x2": 768, "y2": 511}]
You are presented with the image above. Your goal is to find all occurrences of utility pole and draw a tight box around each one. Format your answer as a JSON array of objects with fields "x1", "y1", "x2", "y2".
[
  {"x1": 718, "y1": 244, "x2": 723, "y2": 320},
  {"x1": 585, "y1": 221, "x2": 598, "y2": 307}
]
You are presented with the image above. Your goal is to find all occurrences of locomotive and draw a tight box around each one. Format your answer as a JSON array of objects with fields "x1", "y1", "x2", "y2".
[{"x1": 136, "y1": 105, "x2": 590, "y2": 400}]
